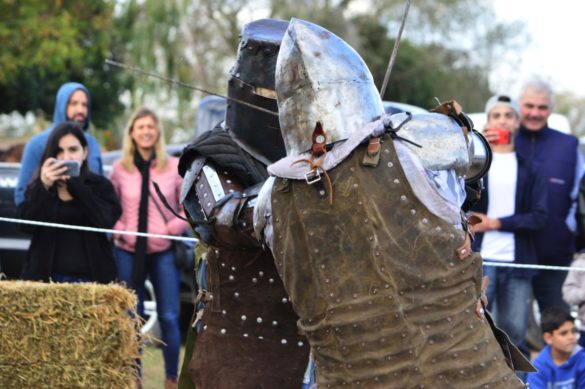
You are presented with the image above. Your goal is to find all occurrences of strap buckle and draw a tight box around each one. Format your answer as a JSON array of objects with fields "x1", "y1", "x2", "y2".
[{"x1": 304, "y1": 168, "x2": 322, "y2": 184}]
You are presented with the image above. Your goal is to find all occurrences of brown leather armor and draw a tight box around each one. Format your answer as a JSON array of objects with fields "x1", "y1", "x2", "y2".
[
  {"x1": 270, "y1": 138, "x2": 522, "y2": 388},
  {"x1": 188, "y1": 162, "x2": 309, "y2": 388}
]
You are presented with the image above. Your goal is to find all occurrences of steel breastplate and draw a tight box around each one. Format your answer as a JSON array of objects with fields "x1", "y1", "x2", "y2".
[{"x1": 270, "y1": 136, "x2": 521, "y2": 388}]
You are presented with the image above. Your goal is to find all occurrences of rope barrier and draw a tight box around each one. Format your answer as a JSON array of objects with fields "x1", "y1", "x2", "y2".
[
  {"x1": 3, "y1": 216, "x2": 585, "y2": 272},
  {"x1": 0, "y1": 216, "x2": 198, "y2": 243}
]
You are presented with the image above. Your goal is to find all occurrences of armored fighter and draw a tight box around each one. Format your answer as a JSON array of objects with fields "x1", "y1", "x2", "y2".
[
  {"x1": 254, "y1": 18, "x2": 530, "y2": 388},
  {"x1": 177, "y1": 18, "x2": 309, "y2": 389}
]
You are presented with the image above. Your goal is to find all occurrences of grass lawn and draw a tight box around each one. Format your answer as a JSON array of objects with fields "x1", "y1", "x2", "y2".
[{"x1": 142, "y1": 345, "x2": 185, "y2": 389}]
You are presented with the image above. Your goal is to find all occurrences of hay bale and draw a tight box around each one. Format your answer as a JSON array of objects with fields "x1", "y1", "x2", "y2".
[{"x1": 0, "y1": 281, "x2": 141, "y2": 389}]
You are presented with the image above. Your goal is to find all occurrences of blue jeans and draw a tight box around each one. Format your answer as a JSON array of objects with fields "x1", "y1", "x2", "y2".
[
  {"x1": 483, "y1": 265, "x2": 532, "y2": 354},
  {"x1": 114, "y1": 247, "x2": 181, "y2": 380},
  {"x1": 532, "y1": 269, "x2": 570, "y2": 312}
]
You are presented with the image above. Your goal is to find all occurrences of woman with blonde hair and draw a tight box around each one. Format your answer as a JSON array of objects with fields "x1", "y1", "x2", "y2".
[{"x1": 110, "y1": 107, "x2": 187, "y2": 389}]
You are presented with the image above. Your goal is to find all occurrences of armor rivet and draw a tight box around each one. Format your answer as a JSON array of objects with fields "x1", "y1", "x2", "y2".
[
  {"x1": 329, "y1": 309, "x2": 335, "y2": 315},
  {"x1": 347, "y1": 363, "x2": 351, "y2": 368},
  {"x1": 432, "y1": 358, "x2": 437, "y2": 364},
  {"x1": 410, "y1": 209, "x2": 416, "y2": 215},
  {"x1": 465, "y1": 308, "x2": 471, "y2": 314},
  {"x1": 463, "y1": 289, "x2": 467, "y2": 294},
  {"x1": 314, "y1": 248, "x2": 320, "y2": 254},
  {"x1": 220, "y1": 328, "x2": 226, "y2": 334},
  {"x1": 471, "y1": 260, "x2": 476, "y2": 265},
  {"x1": 206, "y1": 202, "x2": 211, "y2": 207},
  {"x1": 435, "y1": 226, "x2": 442, "y2": 232},
  {"x1": 229, "y1": 275, "x2": 235, "y2": 281},
  {"x1": 226, "y1": 179, "x2": 232, "y2": 184},
  {"x1": 281, "y1": 339, "x2": 287, "y2": 345},
  {"x1": 380, "y1": 338, "x2": 385, "y2": 343},
  {"x1": 347, "y1": 305, "x2": 352, "y2": 310},
  {"x1": 375, "y1": 251, "x2": 380, "y2": 257},
  {"x1": 368, "y1": 236, "x2": 374, "y2": 241},
  {"x1": 400, "y1": 195, "x2": 407, "y2": 201},
  {"x1": 241, "y1": 315, "x2": 247, "y2": 321},
  {"x1": 234, "y1": 292, "x2": 240, "y2": 298},
  {"x1": 243, "y1": 333, "x2": 248, "y2": 337},
  {"x1": 393, "y1": 372, "x2": 398, "y2": 377},
  {"x1": 446, "y1": 317, "x2": 452, "y2": 322},
  {"x1": 399, "y1": 290, "x2": 404, "y2": 296},
  {"x1": 442, "y1": 278, "x2": 447, "y2": 283},
  {"x1": 282, "y1": 298, "x2": 288, "y2": 303},
  {"x1": 425, "y1": 324, "x2": 431, "y2": 329},
  {"x1": 380, "y1": 266, "x2": 386, "y2": 272},
  {"x1": 473, "y1": 346, "x2": 479, "y2": 351},
  {"x1": 414, "y1": 367, "x2": 419, "y2": 373},
  {"x1": 279, "y1": 251, "x2": 284, "y2": 255},
  {"x1": 422, "y1": 218, "x2": 428, "y2": 224},
  {"x1": 449, "y1": 262, "x2": 455, "y2": 267},
  {"x1": 352, "y1": 293, "x2": 358, "y2": 299},
  {"x1": 298, "y1": 341, "x2": 304, "y2": 347},
  {"x1": 361, "y1": 342, "x2": 366, "y2": 347},
  {"x1": 374, "y1": 377, "x2": 379, "y2": 382},
  {"x1": 450, "y1": 334, "x2": 454, "y2": 338},
  {"x1": 350, "y1": 167, "x2": 355, "y2": 172},
  {"x1": 302, "y1": 210, "x2": 308, "y2": 215},
  {"x1": 469, "y1": 324, "x2": 474, "y2": 329},
  {"x1": 203, "y1": 325, "x2": 207, "y2": 330},
  {"x1": 319, "y1": 190, "x2": 326, "y2": 196},
  {"x1": 258, "y1": 336, "x2": 264, "y2": 340},
  {"x1": 252, "y1": 277, "x2": 258, "y2": 283},
  {"x1": 258, "y1": 271, "x2": 264, "y2": 277},
  {"x1": 401, "y1": 333, "x2": 406, "y2": 338},
  {"x1": 460, "y1": 370, "x2": 464, "y2": 375},
  {"x1": 423, "y1": 306, "x2": 428, "y2": 311},
  {"x1": 439, "y1": 375, "x2": 444, "y2": 379},
  {"x1": 272, "y1": 321, "x2": 278, "y2": 327},
  {"x1": 387, "y1": 161, "x2": 393, "y2": 168},
  {"x1": 443, "y1": 298, "x2": 449, "y2": 304},
  {"x1": 449, "y1": 233, "x2": 455, "y2": 240},
  {"x1": 461, "y1": 269, "x2": 466, "y2": 274},
  {"x1": 452, "y1": 353, "x2": 458, "y2": 358},
  {"x1": 329, "y1": 292, "x2": 334, "y2": 298},
  {"x1": 368, "y1": 300, "x2": 373, "y2": 305},
  {"x1": 275, "y1": 218, "x2": 280, "y2": 223},
  {"x1": 393, "y1": 178, "x2": 400, "y2": 184},
  {"x1": 325, "y1": 278, "x2": 330, "y2": 284},
  {"x1": 372, "y1": 288, "x2": 378, "y2": 294},
  {"x1": 256, "y1": 317, "x2": 263, "y2": 323},
  {"x1": 503, "y1": 376, "x2": 508, "y2": 381},
  {"x1": 353, "y1": 183, "x2": 358, "y2": 188},
  {"x1": 222, "y1": 310, "x2": 227, "y2": 315},
  {"x1": 358, "y1": 201, "x2": 363, "y2": 206},
  {"x1": 480, "y1": 362, "x2": 486, "y2": 368},
  {"x1": 364, "y1": 218, "x2": 369, "y2": 223},
  {"x1": 231, "y1": 266, "x2": 236, "y2": 271},
  {"x1": 429, "y1": 339, "x2": 434, "y2": 345},
  {"x1": 203, "y1": 192, "x2": 208, "y2": 198},
  {"x1": 336, "y1": 298, "x2": 341, "y2": 303},
  {"x1": 404, "y1": 313, "x2": 408, "y2": 318},
  {"x1": 269, "y1": 278, "x2": 274, "y2": 283}
]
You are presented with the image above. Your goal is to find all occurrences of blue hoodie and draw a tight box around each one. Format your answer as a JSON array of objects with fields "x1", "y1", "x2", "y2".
[
  {"x1": 527, "y1": 345, "x2": 585, "y2": 388},
  {"x1": 15, "y1": 82, "x2": 103, "y2": 205}
]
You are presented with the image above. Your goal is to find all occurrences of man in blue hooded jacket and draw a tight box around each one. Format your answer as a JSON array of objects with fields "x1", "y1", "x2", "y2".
[{"x1": 15, "y1": 82, "x2": 103, "y2": 205}]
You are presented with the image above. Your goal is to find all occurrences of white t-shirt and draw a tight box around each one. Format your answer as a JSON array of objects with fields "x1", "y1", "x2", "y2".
[{"x1": 480, "y1": 152, "x2": 517, "y2": 262}]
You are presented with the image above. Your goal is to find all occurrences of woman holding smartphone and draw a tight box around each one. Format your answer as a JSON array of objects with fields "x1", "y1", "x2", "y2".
[
  {"x1": 110, "y1": 107, "x2": 187, "y2": 389},
  {"x1": 17, "y1": 121, "x2": 122, "y2": 283}
]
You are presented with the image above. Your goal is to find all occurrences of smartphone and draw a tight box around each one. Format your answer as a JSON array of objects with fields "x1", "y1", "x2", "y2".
[
  {"x1": 492, "y1": 128, "x2": 511, "y2": 145},
  {"x1": 59, "y1": 160, "x2": 81, "y2": 177}
]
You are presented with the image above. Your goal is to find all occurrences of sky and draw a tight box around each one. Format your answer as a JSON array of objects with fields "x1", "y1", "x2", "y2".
[{"x1": 491, "y1": 0, "x2": 585, "y2": 98}]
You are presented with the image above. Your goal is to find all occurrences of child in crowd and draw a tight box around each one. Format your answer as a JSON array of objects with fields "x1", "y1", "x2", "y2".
[{"x1": 527, "y1": 307, "x2": 585, "y2": 388}]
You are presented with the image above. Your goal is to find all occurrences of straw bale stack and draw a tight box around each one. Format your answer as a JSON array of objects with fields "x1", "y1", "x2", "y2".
[{"x1": 0, "y1": 280, "x2": 141, "y2": 389}]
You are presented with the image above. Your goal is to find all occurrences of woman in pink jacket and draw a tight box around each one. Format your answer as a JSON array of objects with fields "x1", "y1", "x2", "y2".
[{"x1": 110, "y1": 107, "x2": 188, "y2": 389}]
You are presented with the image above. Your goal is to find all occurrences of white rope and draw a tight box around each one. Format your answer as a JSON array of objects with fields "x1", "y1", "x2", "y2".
[
  {"x1": 3, "y1": 216, "x2": 585, "y2": 272},
  {"x1": 0, "y1": 216, "x2": 198, "y2": 243}
]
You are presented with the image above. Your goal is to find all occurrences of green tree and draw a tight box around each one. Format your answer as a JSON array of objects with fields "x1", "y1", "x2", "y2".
[{"x1": 0, "y1": 0, "x2": 126, "y2": 130}]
